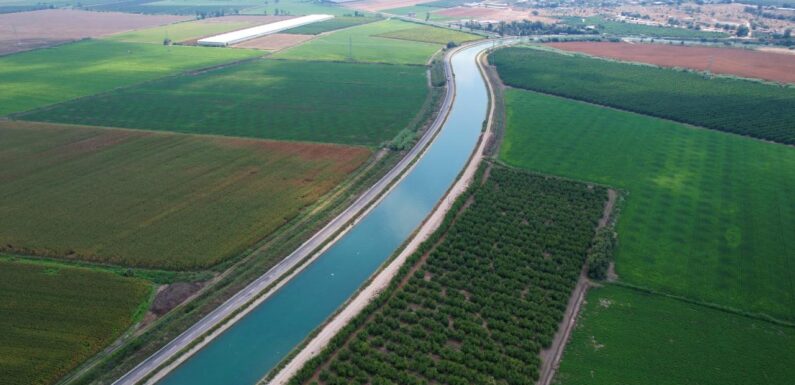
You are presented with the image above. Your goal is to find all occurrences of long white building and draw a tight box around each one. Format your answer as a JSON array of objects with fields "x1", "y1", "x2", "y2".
[{"x1": 197, "y1": 14, "x2": 334, "y2": 47}]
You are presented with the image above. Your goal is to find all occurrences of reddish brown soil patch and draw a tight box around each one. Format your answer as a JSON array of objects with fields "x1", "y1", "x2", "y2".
[
  {"x1": 0, "y1": 9, "x2": 188, "y2": 55},
  {"x1": 232, "y1": 33, "x2": 314, "y2": 51},
  {"x1": 548, "y1": 41, "x2": 795, "y2": 84},
  {"x1": 151, "y1": 282, "x2": 205, "y2": 316}
]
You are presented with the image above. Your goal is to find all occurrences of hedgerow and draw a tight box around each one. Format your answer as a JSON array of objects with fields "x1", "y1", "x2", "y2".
[{"x1": 290, "y1": 164, "x2": 606, "y2": 385}]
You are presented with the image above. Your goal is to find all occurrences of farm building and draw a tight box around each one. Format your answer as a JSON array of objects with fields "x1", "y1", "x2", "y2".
[{"x1": 197, "y1": 14, "x2": 334, "y2": 46}]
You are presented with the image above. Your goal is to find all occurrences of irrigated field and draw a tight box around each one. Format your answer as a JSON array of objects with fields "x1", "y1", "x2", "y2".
[
  {"x1": 290, "y1": 165, "x2": 607, "y2": 385},
  {"x1": 282, "y1": 16, "x2": 380, "y2": 35},
  {"x1": 562, "y1": 15, "x2": 727, "y2": 38},
  {"x1": 547, "y1": 42, "x2": 795, "y2": 84},
  {"x1": 0, "y1": 39, "x2": 259, "y2": 116},
  {"x1": 240, "y1": 0, "x2": 355, "y2": 16},
  {"x1": 274, "y1": 19, "x2": 477, "y2": 64},
  {"x1": 0, "y1": 258, "x2": 151, "y2": 385},
  {"x1": 0, "y1": 9, "x2": 188, "y2": 55},
  {"x1": 499, "y1": 89, "x2": 795, "y2": 320},
  {"x1": 0, "y1": 122, "x2": 370, "y2": 268},
  {"x1": 105, "y1": 16, "x2": 289, "y2": 44},
  {"x1": 375, "y1": 25, "x2": 481, "y2": 44},
  {"x1": 491, "y1": 47, "x2": 795, "y2": 145},
  {"x1": 21, "y1": 59, "x2": 428, "y2": 146},
  {"x1": 556, "y1": 285, "x2": 795, "y2": 385}
]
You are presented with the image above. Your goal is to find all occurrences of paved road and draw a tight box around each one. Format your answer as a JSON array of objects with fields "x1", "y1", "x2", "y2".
[{"x1": 112, "y1": 44, "x2": 461, "y2": 385}]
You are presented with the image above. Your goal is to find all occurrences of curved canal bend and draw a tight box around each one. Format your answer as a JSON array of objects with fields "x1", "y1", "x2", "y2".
[{"x1": 157, "y1": 41, "x2": 493, "y2": 385}]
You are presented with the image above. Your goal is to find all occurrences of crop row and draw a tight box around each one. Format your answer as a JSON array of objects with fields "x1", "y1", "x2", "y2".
[
  {"x1": 490, "y1": 47, "x2": 795, "y2": 145},
  {"x1": 290, "y1": 165, "x2": 606, "y2": 385}
]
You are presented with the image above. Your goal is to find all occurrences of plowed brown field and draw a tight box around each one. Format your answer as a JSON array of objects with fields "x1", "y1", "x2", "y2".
[
  {"x1": 0, "y1": 9, "x2": 188, "y2": 55},
  {"x1": 547, "y1": 41, "x2": 795, "y2": 84}
]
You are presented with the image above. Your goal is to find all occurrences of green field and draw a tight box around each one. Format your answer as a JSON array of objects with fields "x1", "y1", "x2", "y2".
[
  {"x1": 0, "y1": 258, "x2": 151, "y2": 385},
  {"x1": 381, "y1": 5, "x2": 452, "y2": 21},
  {"x1": 105, "y1": 20, "x2": 253, "y2": 44},
  {"x1": 563, "y1": 15, "x2": 727, "y2": 38},
  {"x1": 499, "y1": 89, "x2": 795, "y2": 320},
  {"x1": 241, "y1": 0, "x2": 354, "y2": 16},
  {"x1": 290, "y1": 165, "x2": 606, "y2": 384},
  {"x1": 0, "y1": 40, "x2": 259, "y2": 117},
  {"x1": 490, "y1": 47, "x2": 795, "y2": 145},
  {"x1": 274, "y1": 19, "x2": 470, "y2": 64},
  {"x1": 376, "y1": 25, "x2": 480, "y2": 44},
  {"x1": 0, "y1": 122, "x2": 370, "y2": 268},
  {"x1": 283, "y1": 16, "x2": 380, "y2": 35},
  {"x1": 556, "y1": 285, "x2": 795, "y2": 385},
  {"x1": 21, "y1": 59, "x2": 428, "y2": 146}
]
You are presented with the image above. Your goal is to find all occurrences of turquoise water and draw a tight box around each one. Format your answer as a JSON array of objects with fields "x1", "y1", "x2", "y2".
[{"x1": 158, "y1": 42, "x2": 491, "y2": 385}]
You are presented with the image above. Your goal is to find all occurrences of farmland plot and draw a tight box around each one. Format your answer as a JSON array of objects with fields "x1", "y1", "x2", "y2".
[
  {"x1": 274, "y1": 19, "x2": 477, "y2": 64},
  {"x1": 375, "y1": 25, "x2": 481, "y2": 44},
  {"x1": 105, "y1": 16, "x2": 290, "y2": 44},
  {"x1": 0, "y1": 39, "x2": 259, "y2": 116},
  {"x1": 499, "y1": 89, "x2": 795, "y2": 320},
  {"x1": 490, "y1": 47, "x2": 795, "y2": 145},
  {"x1": 0, "y1": 9, "x2": 189, "y2": 55},
  {"x1": 290, "y1": 165, "x2": 607, "y2": 385},
  {"x1": 556, "y1": 285, "x2": 795, "y2": 385},
  {"x1": 0, "y1": 122, "x2": 370, "y2": 269},
  {"x1": 22, "y1": 59, "x2": 429, "y2": 147},
  {"x1": 0, "y1": 258, "x2": 150, "y2": 385},
  {"x1": 282, "y1": 16, "x2": 380, "y2": 35},
  {"x1": 547, "y1": 41, "x2": 795, "y2": 84}
]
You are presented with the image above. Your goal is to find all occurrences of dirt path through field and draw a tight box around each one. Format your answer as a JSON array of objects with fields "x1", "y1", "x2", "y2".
[{"x1": 537, "y1": 188, "x2": 618, "y2": 385}]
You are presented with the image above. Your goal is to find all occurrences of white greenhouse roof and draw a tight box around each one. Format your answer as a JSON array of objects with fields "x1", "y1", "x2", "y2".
[{"x1": 197, "y1": 14, "x2": 334, "y2": 46}]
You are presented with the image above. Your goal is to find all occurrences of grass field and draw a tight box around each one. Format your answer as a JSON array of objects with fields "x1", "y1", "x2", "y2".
[
  {"x1": 274, "y1": 19, "x2": 472, "y2": 64},
  {"x1": 0, "y1": 39, "x2": 259, "y2": 117},
  {"x1": 381, "y1": 5, "x2": 452, "y2": 21},
  {"x1": 499, "y1": 89, "x2": 795, "y2": 320},
  {"x1": 0, "y1": 122, "x2": 370, "y2": 269},
  {"x1": 563, "y1": 15, "x2": 727, "y2": 38},
  {"x1": 241, "y1": 0, "x2": 355, "y2": 16},
  {"x1": 375, "y1": 25, "x2": 480, "y2": 44},
  {"x1": 21, "y1": 59, "x2": 428, "y2": 146},
  {"x1": 0, "y1": 258, "x2": 151, "y2": 385},
  {"x1": 283, "y1": 16, "x2": 380, "y2": 34},
  {"x1": 556, "y1": 285, "x2": 795, "y2": 385},
  {"x1": 491, "y1": 46, "x2": 795, "y2": 145},
  {"x1": 105, "y1": 20, "x2": 253, "y2": 44}
]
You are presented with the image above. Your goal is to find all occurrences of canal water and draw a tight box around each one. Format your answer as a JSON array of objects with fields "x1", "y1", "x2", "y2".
[{"x1": 158, "y1": 41, "x2": 492, "y2": 385}]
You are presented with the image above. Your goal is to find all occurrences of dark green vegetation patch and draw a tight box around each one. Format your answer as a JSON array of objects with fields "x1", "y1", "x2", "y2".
[
  {"x1": 562, "y1": 15, "x2": 727, "y2": 38},
  {"x1": 499, "y1": 89, "x2": 795, "y2": 321},
  {"x1": 556, "y1": 285, "x2": 795, "y2": 385},
  {"x1": 0, "y1": 122, "x2": 370, "y2": 269},
  {"x1": 291, "y1": 165, "x2": 606, "y2": 384},
  {"x1": 490, "y1": 47, "x2": 795, "y2": 145},
  {"x1": 0, "y1": 39, "x2": 259, "y2": 117},
  {"x1": 21, "y1": 59, "x2": 428, "y2": 147},
  {"x1": 283, "y1": 16, "x2": 380, "y2": 35},
  {"x1": 0, "y1": 258, "x2": 150, "y2": 385}
]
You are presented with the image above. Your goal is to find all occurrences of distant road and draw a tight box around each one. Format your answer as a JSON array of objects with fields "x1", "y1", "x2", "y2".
[{"x1": 112, "y1": 42, "x2": 460, "y2": 385}]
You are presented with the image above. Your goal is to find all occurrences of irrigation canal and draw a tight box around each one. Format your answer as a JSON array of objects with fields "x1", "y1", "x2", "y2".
[{"x1": 156, "y1": 41, "x2": 494, "y2": 385}]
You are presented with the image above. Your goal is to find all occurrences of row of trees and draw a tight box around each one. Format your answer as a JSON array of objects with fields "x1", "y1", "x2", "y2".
[{"x1": 293, "y1": 165, "x2": 607, "y2": 385}]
